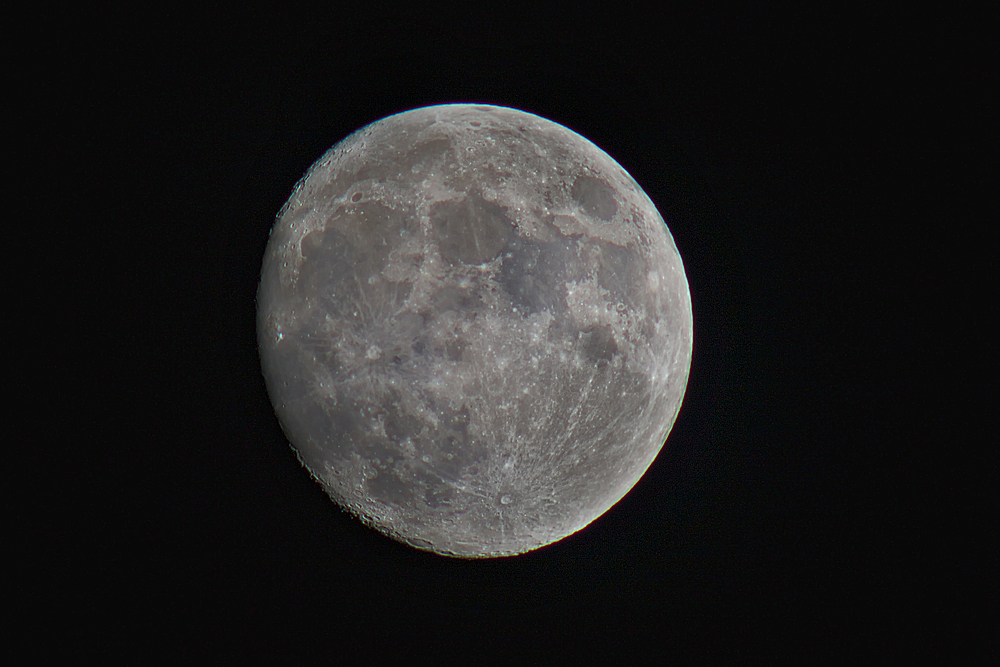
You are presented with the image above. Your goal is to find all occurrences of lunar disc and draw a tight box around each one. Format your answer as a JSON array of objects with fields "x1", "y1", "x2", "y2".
[{"x1": 257, "y1": 104, "x2": 693, "y2": 557}]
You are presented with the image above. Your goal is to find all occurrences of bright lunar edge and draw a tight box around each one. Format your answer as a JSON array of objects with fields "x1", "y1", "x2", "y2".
[{"x1": 257, "y1": 104, "x2": 693, "y2": 557}]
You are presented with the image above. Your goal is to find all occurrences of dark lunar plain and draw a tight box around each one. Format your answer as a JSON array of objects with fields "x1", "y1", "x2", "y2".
[{"x1": 17, "y1": 5, "x2": 993, "y2": 662}]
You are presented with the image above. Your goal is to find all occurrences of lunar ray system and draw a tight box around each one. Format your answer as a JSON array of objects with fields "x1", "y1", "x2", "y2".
[{"x1": 257, "y1": 104, "x2": 693, "y2": 557}]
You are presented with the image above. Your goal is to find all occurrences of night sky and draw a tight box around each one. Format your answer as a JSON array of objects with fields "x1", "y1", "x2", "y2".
[{"x1": 20, "y1": 6, "x2": 990, "y2": 660}]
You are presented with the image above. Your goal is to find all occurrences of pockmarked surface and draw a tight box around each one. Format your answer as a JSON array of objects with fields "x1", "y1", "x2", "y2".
[{"x1": 258, "y1": 104, "x2": 693, "y2": 557}]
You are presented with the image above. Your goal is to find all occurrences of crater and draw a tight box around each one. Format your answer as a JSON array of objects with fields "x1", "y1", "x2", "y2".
[
  {"x1": 579, "y1": 324, "x2": 619, "y2": 366},
  {"x1": 571, "y1": 174, "x2": 618, "y2": 221}
]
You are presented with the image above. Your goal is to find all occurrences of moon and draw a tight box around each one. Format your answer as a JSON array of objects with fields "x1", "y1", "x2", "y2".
[{"x1": 257, "y1": 104, "x2": 692, "y2": 557}]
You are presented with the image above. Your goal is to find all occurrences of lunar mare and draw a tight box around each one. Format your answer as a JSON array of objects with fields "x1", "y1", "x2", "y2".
[{"x1": 257, "y1": 104, "x2": 692, "y2": 557}]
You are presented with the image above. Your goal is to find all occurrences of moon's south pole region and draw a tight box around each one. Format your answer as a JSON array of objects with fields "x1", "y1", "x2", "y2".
[{"x1": 257, "y1": 104, "x2": 693, "y2": 557}]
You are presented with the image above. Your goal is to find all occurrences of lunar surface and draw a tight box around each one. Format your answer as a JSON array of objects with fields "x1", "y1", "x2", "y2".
[{"x1": 257, "y1": 104, "x2": 692, "y2": 557}]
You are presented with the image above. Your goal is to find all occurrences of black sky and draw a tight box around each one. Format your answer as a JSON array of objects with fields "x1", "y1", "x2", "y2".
[{"x1": 21, "y1": 5, "x2": 991, "y2": 661}]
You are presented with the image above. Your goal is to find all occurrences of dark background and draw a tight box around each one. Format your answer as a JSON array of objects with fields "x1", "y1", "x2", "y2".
[{"x1": 21, "y1": 5, "x2": 991, "y2": 660}]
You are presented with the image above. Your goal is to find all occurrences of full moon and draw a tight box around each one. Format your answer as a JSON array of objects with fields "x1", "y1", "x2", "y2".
[{"x1": 257, "y1": 104, "x2": 692, "y2": 557}]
